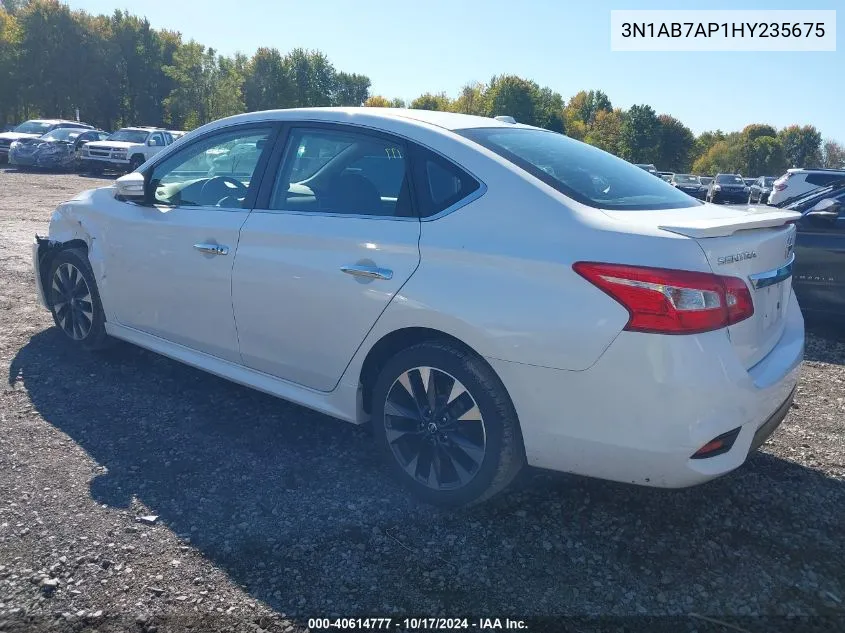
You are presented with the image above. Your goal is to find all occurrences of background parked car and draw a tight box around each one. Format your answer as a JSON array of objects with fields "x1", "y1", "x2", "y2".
[
  {"x1": 658, "y1": 171, "x2": 674, "y2": 182},
  {"x1": 0, "y1": 119, "x2": 93, "y2": 162},
  {"x1": 8, "y1": 127, "x2": 102, "y2": 170},
  {"x1": 634, "y1": 163, "x2": 660, "y2": 177},
  {"x1": 698, "y1": 175, "x2": 714, "y2": 187},
  {"x1": 768, "y1": 168, "x2": 845, "y2": 206},
  {"x1": 72, "y1": 130, "x2": 111, "y2": 168},
  {"x1": 706, "y1": 173, "x2": 748, "y2": 204},
  {"x1": 747, "y1": 176, "x2": 776, "y2": 204},
  {"x1": 669, "y1": 173, "x2": 707, "y2": 199},
  {"x1": 776, "y1": 182, "x2": 845, "y2": 319},
  {"x1": 80, "y1": 126, "x2": 175, "y2": 174}
]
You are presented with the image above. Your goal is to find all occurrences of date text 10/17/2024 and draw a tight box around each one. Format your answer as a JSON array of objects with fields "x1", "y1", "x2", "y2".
[{"x1": 307, "y1": 618, "x2": 528, "y2": 630}]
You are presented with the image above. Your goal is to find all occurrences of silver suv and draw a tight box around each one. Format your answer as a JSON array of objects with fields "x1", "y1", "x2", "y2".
[{"x1": 768, "y1": 168, "x2": 845, "y2": 206}]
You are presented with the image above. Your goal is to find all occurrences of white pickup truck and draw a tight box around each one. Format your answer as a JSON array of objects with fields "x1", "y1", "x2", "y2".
[{"x1": 80, "y1": 127, "x2": 175, "y2": 173}]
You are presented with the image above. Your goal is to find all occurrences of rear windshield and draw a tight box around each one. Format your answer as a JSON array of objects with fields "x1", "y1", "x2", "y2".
[
  {"x1": 14, "y1": 121, "x2": 52, "y2": 134},
  {"x1": 673, "y1": 174, "x2": 699, "y2": 183},
  {"x1": 716, "y1": 174, "x2": 744, "y2": 184},
  {"x1": 459, "y1": 128, "x2": 700, "y2": 210},
  {"x1": 108, "y1": 129, "x2": 150, "y2": 144}
]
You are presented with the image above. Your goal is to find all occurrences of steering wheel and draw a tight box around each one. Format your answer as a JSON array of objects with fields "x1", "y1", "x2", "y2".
[{"x1": 200, "y1": 176, "x2": 248, "y2": 206}]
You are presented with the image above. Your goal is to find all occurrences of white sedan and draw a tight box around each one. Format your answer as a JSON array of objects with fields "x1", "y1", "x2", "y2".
[{"x1": 33, "y1": 107, "x2": 804, "y2": 506}]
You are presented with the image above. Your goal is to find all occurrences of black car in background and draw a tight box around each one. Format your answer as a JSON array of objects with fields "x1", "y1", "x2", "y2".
[
  {"x1": 669, "y1": 173, "x2": 707, "y2": 199},
  {"x1": 778, "y1": 182, "x2": 845, "y2": 318},
  {"x1": 706, "y1": 173, "x2": 747, "y2": 204},
  {"x1": 748, "y1": 176, "x2": 776, "y2": 204}
]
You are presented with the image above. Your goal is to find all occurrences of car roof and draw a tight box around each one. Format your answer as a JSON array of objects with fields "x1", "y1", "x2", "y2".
[
  {"x1": 787, "y1": 167, "x2": 845, "y2": 174},
  {"x1": 206, "y1": 107, "x2": 530, "y2": 132}
]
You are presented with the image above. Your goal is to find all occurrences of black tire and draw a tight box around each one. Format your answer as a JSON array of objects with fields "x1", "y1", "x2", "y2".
[
  {"x1": 129, "y1": 155, "x2": 145, "y2": 172},
  {"x1": 371, "y1": 341, "x2": 525, "y2": 507},
  {"x1": 47, "y1": 248, "x2": 112, "y2": 351},
  {"x1": 87, "y1": 163, "x2": 103, "y2": 176}
]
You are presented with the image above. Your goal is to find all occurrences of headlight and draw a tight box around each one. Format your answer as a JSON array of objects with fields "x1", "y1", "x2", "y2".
[
  {"x1": 713, "y1": 184, "x2": 721, "y2": 191},
  {"x1": 81, "y1": 147, "x2": 89, "y2": 155},
  {"x1": 9, "y1": 141, "x2": 19, "y2": 150}
]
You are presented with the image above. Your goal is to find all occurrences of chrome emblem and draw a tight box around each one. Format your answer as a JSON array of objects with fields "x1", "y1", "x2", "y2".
[{"x1": 717, "y1": 252, "x2": 757, "y2": 265}]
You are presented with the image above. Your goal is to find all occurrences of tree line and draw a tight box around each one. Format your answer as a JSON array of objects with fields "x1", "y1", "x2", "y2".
[{"x1": 1, "y1": 0, "x2": 843, "y2": 176}]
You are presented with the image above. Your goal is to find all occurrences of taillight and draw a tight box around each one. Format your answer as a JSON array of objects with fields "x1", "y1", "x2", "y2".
[{"x1": 573, "y1": 262, "x2": 755, "y2": 335}]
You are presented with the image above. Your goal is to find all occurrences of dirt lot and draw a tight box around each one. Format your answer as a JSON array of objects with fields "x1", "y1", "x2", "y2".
[{"x1": 1, "y1": 167, "x2": 844, "y2": 632}]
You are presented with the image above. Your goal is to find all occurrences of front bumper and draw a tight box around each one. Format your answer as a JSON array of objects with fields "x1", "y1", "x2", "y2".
[
  {"x1": 80, "y1": 155, "x2": 130, "y2": 167},
  {"x1": 33, "y1": 238, "x2": 50, "y2": 308},
  {"x1": 489, "y1": 292, "x2": 804, "y2": 488}
]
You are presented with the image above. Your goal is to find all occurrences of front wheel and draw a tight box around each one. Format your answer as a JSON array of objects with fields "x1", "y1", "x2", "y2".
[
  {"x1": 129, "y1": 155, "x2": 145, "y2": 172},
  {"x1": 47, "y1": 249, "x2": 111, "y2": 351},
  {"x1": 371, "y1": 341, "x2": 525, "y2": 506}
]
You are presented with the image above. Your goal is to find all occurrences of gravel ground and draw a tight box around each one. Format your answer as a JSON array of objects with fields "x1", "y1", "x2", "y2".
[{"x1": 0, "y1": 167, "x2": 844, "y2": 633}]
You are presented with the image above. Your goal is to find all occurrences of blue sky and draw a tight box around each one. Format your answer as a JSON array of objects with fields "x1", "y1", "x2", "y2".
[{"x1": 66, "y1": 0, "x2": 842, "y2": 141}]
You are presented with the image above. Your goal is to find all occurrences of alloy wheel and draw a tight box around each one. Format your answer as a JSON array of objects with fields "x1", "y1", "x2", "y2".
[
  {"x1": 51, "y1": 262, "x2": 94, "y2": 340},
  {"x1": 383, "y1": 366, "x2": 487, "y2": 490}
]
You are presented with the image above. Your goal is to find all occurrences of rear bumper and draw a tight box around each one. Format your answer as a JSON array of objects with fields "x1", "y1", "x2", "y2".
[{"x1": 489, "y1": 292, "x2": 804, "y2": 488}]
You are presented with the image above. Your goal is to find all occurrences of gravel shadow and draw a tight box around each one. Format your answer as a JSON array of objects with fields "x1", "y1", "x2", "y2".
[{"x1": 8, "y1": 328, "x2": 845, "y2": 619}]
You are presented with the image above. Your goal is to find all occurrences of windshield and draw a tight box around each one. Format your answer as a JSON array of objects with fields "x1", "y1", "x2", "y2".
[
  {"x1": 673, "y1": 174, "x2": 699, "y2": 184},
  {"x1": 764, "y1": 177, "x2": 776, "y2": 186},
  {"x1": 716, "y1": 174, "x2": 744, "y2": 184},
  {"x1": 14, "y1": 121, "x2": 53, "y2": 135},
  {"x1": 699, "y1": 176, "x2": 713, "y2": 185},
  {"x1": 40, "y1": 128, "x2": 84, "y2": 142},
  {"x1": 108, "y1": 129, "x2": 150, "y2": 144},
  {"x1": 459, "y1": 128, "x2": 700, "y2": 211}
]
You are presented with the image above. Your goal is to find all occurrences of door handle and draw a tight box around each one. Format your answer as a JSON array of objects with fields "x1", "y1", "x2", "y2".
[
  {"x1": 193, "y1": 243, "x2": 229, "y2": 256},
  {"x1": 340, "y1": 264, "x2": 393, "y2": 281}
]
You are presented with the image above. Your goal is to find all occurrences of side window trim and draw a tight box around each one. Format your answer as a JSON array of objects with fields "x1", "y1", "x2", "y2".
[
  {"x1": 254, "y1": 121, "x2": 418, "y2": 220},
  {"x1": 142, "y1": 122, "x2": 282, "y2": 211}
]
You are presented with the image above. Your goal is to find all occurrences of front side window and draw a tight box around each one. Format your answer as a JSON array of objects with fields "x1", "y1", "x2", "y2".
[
  {"x1": 149, "y1": 133, "x2": 165, "y2": 147},
  {"x1": 459, "y1": 128, "x2": 700, "y2": 211},
  {"x1": 271, "y1": 127, "x2": 412, "y2": 217},
  {"x1": 150, "y1": 126, "x2": 273, "y2": 209}
]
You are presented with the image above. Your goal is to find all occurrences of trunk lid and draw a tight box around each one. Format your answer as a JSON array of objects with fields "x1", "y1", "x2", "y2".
[{"x1": 604, "y1": 204, "x2": 800, "y2": 369}]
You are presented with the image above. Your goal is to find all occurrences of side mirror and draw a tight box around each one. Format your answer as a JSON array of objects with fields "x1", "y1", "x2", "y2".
[
  {"x1": 114, "y1": 172, "x2": 147, "y2": 202},
  {"x1": 806, "y1": 198, "x2": 841, "y2": 222}
]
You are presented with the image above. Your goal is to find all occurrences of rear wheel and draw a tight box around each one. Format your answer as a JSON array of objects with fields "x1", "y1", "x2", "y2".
[
  {"x1": 47, "y1": 249, "x2": 111, "y2": 351},
  {"x1": 371, "y1": 341, "x2": 525, "y2": 507}
]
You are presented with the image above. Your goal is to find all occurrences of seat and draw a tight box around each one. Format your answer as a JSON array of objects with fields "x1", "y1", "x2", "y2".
[{"x1": 320, "y1": 172, "x2": 383, "y2": 215}]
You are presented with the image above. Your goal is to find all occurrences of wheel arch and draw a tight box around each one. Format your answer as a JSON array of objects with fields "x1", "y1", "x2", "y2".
[
  {"x1": 357, "y1": 326, "x2": 508, "y2": 418},
  {"x1": 36, "y1": 238, "x2": 89, "y2": 305}
]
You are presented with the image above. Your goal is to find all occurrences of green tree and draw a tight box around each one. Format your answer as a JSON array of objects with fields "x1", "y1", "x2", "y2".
[
  {"x1": 691, "y1": 140, "x2": 744, "y2": 175},
  {"x1": 243, "y1": 47, "x2": 292, "y2": 111},
  {"x1": 584, "y1": 108, "x2": 623, "y2": 155},
  {"x1": 485, "y1": 74, "x2": 538, "y2": 125},
  {"x1": 779, "y1": 124, "x2": 823, "y2": 168},
  {"x1": 533, "y1": 86, "x2": 565, "y2": 133},
  {"x1": 619, "y1": 104, "x2": 660, "y2": 163},
  {"x1": 409, "y1": 92, "x2": 452, "y2": 111},
  {"x1": 0, "y1": 7, "x2": 22, "y2": 122},
  {"x1": 388, "y1": 97, "x2": 406, "y2": 108},
  {"x1": 822, "y1": 140, "x2": 845, "y2": 169},
  {"x1": 364, "y1": 95, "x2": 391, "y2": 107},
  {"x1": 453, "y1": 82, "x2": 485, "y2": 115},
  {"x1": 656, "y1": 114, "x2": 695, "y2": 172},
  {"x1": 746, "y1": 136, "x2": 787, "y2": 176},
  {"x1": 332, "y1": 71, "x2": 370, "y2": 106}
]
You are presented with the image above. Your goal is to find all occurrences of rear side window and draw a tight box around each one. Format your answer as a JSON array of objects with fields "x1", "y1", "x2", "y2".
[
  {"x1": 413, "y1": 149, "x2": 480, "y2": 218},
  {"x1": 459, "y1": 127, "x2": 700, "y2": 211},
  {"x1": 807, "y1": 173, "x2": 844, "y2": 186}
]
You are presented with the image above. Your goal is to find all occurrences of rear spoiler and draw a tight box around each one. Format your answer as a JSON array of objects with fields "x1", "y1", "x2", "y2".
[{"x1": 659, "y1": 209, "x2": 801, "y2": 238}]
